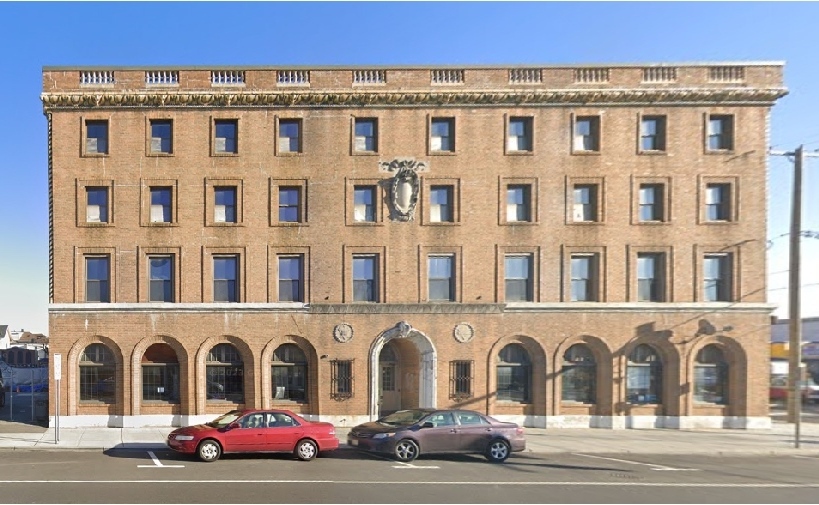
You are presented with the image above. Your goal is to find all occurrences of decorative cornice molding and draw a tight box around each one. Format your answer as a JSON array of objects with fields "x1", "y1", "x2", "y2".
[
  {"x1": 309, "y1": 304, "x2": 505, "y2": 314},
  {"x1": 40, "y1": 87, "x2": 789, "y2": 111}
]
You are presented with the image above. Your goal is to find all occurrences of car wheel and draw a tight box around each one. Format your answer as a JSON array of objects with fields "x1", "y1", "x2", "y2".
[
  {"x1": 485, "y1": 439, "x2": 510, "y2": 463},
  {"x1": 394, "y1": 439, "x2": 419, "y2": 462},
  {"x1": 0, "y1": 391, "x2": 4, "y2": 408},
  {"x1": 197, "y1": 440, "x2": 222, "y2": 462},
  {"x1": 295, "y1": 439, "x2": 318, "y2": 461}
]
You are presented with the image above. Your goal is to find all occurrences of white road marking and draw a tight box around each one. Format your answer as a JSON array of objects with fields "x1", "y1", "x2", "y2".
[
  {"x1": 391, "y1": 465, "x2": 441, "y2": 469},
  {"x1": 573, "y1": 453, "x2": 700, "y2": 471},
  {"x1": 0, "y1": 480, "x2": 816, "y2": 487},
  {"x1": 137, "y1": 451, "x2": 185, "y2": 468},
  {"x1": 794, "y1": 455, "x2": 819, "y2": 460},
  {"x1": 360, "y1": 452, "x2": 439, "y2": 468}
]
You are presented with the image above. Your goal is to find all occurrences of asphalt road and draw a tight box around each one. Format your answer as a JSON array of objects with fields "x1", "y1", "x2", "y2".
[{"x1": 0, "y1": 448, "x2": 818, "y2": 503}]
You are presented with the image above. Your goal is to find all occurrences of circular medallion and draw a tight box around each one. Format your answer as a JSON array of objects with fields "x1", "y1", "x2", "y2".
[
  {"x1": 453, "y1": 323, "x2": 474, "y2": 343},
  {"x1": 333, "y1": 323, "x2": 353, "y2": 343}
]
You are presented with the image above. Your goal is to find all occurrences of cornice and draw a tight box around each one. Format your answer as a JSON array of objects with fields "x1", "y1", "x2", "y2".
[{"x1": 40, "y1": 87, "x2": 788, "y2": 111}]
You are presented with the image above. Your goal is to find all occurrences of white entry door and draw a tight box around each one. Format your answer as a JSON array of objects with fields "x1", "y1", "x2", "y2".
[{"x1": 379, "y1": 363, "x2": 401, "y2": 415}]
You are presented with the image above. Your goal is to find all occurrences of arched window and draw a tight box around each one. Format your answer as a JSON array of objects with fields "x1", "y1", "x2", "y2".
[
  {"x1": 561, "y1": 344, "x2": 596, "y2": 404},
  {"x1": 496, "y1": 343, "x2": 531, "y2": 403},
  {"x1": 272, "y1": 344, "x2": 307, "y2": 402},
  {"x1": 694, "y1": 345, "x2": 728, "y2": 405},
  {"x1": 80, "y1": 343, "x2": 116, "y2": 404},
  {"x1": 142, "y1": 343, "x2": 180, "y2": 404},
  {"x1": 627, "y1": 344, "x2": 662, "y2": 404},
  {"x1": 206, "y1": 343, "x2": 244, "y2": 403}
]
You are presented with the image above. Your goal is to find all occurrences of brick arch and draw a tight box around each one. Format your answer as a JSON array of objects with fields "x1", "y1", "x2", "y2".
[
  {"x1": 194, "y1": 335, "x2": 255, "y2": 414},
  {"x1": 67, "y1": 335, "x2": 124, "y2": 416},
  {"x1": 686, "y1": 335, "x2": 747, "y2": 415},
  {"x1": 260, "y1": 335, "x2": 318, "y2": 412},
  {"x1": 130, "y1": 335, "x2": 189, "y2": 416},
  {"x1": 618, "y1": 338, "x2": 680, "y2": 412},
  {"x1": 486, "y1": 334, "x2": 547, "y2": 418},
  {"x1": 552, "y1": 335, "x2": 613, "y2": 411}
]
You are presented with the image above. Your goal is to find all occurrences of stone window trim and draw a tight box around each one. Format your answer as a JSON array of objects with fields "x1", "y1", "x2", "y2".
[
  {"x1": 636, "y1": 112, "x2": 668, "y2": 155},
  {"x1": 268, "y1": 245, "x2": 311, "y2": 303},
  {"x1": 503, "y1": 114, "x2": 535, "y2": 156},
  {"x1": 76, "y1": 179, "x2": 115, "y2": 227},
  {"x1": 202, "y1": 246, "x2": 247, "y2": 303},
  {"x1": 269, "y1": 178, "x2": 309, "y2": 227},
  {"x1": 418, "y1": 245, "x2": 463, "y2": 303},
  {"x1": 631, "y1": 176, "x2": 672, "y2": 225},
  {"x1": 627, "y1": 245, "x2": 674, "y2": 303},
  {"x1": 499, "y1": 176, "x2": 539, "y2": 226},
  {"x1": 420, "y1": 177, "x2": 461, "y2": 226},
  {"x1": 80, "y1": 115, "x2": 110, "y2": 157},
  {"x1": 350, "y1": 116, "x2": 379, "y2": 156},
  {"x1": 205, "y1": 178, "x2": 244, "y2": 227},
  {"x1": 144, "y1": 116, "x2": 174, "y2": 157},
  {"x1": 140, "y1": 179, "x2": 179, "y2": 227},
  {"x1": 342, "y1": 245, "x2": 387, "y2": 304},
  {"x1": 570, "y1": 112, "x2": 602, "y2": 156},
  {"x1": 137, "y1": 246, "x2": 182, "y2": 303},
  {"x1": 427, "y1": 115, "x2": 456, "y2": 156},
  {"x1": 704, "y1": 112, "x2": 736, "y2": 154},
  {"x1": 566, "y1": 176, "x2": 606, "y2": 225},
  {"x1": 694, "y1": 245, "x2": 741, "y2": 303},
  {"x1": 74, "y1": 246, "x2": 117, "y2": 303},
  {"x1": 561, "y1": 245, "x2": 606, "y2": 303},
  {"x1": 210, "y1": 116, "x2": 240, "y2": 157},
  {"x1": 697, "y1": 175, "x2": 740, "y2": 224},
  {"x1": 345, "y1": 178, "x2": 385, "y2": 226},
  {"x1": 495, "y1": 245, "x2": 540, "y2": 303},
  {"x1": 275, "y1": 116, "x2": 304, "y2": 156}
]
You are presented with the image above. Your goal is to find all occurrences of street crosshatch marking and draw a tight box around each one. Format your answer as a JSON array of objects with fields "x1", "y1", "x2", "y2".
[{"x1": 574, "y1": 453, "x2": 700, "y2": 471}]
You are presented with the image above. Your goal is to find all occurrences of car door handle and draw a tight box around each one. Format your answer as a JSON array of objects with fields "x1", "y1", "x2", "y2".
[
  {"x1": 485, "y1": 428, "x2": 493, "y2": 432},
  {"x1": 450, "y1": 429, "x2": 457, "y2": 433}
]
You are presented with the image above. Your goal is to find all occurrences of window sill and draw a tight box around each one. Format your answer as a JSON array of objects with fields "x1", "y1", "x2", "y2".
[
  {"x1": 351, "y1": 151, "x2": 380, "y2": 156},
  {"x1": 638, "y1": 150, "x2": 668, "y2": 156},
  {"x1": 271, "y1": 399, "x2": 308, "y2": 405},
  {"x1": 141, "y1": 400, "x2": 181, "y2": 405},
  {"x1": 635, "y1": 220, "x2": 670, "y2": 225},
  {"x1": 570, "y1": 150, "x2": 602, "y2": 156},
  {"x1": 82, "y1": 153, "x2": 109, "y2": 158},
  {"x1": 272, "y1": 222, "x2": 308, "y2": 227},
  {"x1": 348, "y1": 221, "x2": 384, "y2": 227},
  {"x1": 78, "y1": 222, "x2": 114, "y2": 228},
  {"x1": 560, "y1": 401, "x2": 596, "y2": 406},
  {"x1": 496, "y1": 400, "x2": 533, "y2": 405},
  {"x1": 429, "y1": 150, "x2": 457, "y2": 156},
  {"x1": 567, "y1": 221, "x2": 604, "y2": 225},
  {"x1": 276, "y1": 151, "x2": 304, "y2": 157},
  {"x1": 501, "y1": 221, "x2": 538, "y2": 226},
  {"x1": 207, "y1": 222, "x2": 244, "y2": 227},
  {"x1": 504, "y1": 150, "x2": 534, "y2": 156},
  {"x1": 705, "y1": 149, "x2": 735, "y2": 155},
  {"x1": 702, "y1": 220, "x2": 736, "y2": 225},
  {"x1": 143, "y1": 222, "x2": 179, "y2": 227},
  {"x1": 211, "y1": 152, "x2": 240, "y2": 157},
  {"x1": 146, "y1": 152, "x2": 174, "y2": 157}
]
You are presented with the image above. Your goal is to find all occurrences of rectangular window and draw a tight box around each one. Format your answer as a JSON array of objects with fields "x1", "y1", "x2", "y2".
[
  {"x1": 571, "y1": 254, "x2": 598, "y2": 302},
  {"x1": 353, "y1": 255, "x2": 378, "y2": 302},
  {"x1": 704, "y1": 254, "x2": 732, "y2": 302},
  {"x1": 428, "y1": 255, "x2": 454, "y2": 302},
  {"x1": 430, "y1": 118, "x2": 454, "y2": 152},
  {"x1": 278, "y1": 255, "x2": 303, "y2": 302},
  {"x1": 705, "y1": 183, "x2": 731, "y2": 221},
  {"x1": 150, "y1": 187, "x2": 172, "y2": 223},
  {"x1": 708, "y1": 115, "x2": 734, "y2": 151},
  {"x1": 85, "y1": 256, "x2": 110, "y2": 303},
  {"x1": 507, "y1": 117, "x2": 532, "y2": 152},
  {"x1": 637, "y1": 253, "x2": 664, "y2": 302},
  {"x1": 85, "y1": 120, "x2": 108, "y2": 154},
  {"x1": 638, "y1": 184, "x2": 664, "y2": 222},
  {"x1": 278, "y1": 186, "x2": 302, "y2": 223},
  {"x1": 214, "y1": 119, "x2": 238, "y2": 154},
  {"x1": 505, "y1": 255, "x2": 533, "y2": 302},
  {"x1": 574, "y1": 116, "x2": 600, "y2": 152},
  {"x1": 142, "y1": 364, "x2": 180, "y2": 403},
  {"x1": 354, "y1": 118, "x2": 377, "y2": 152},
  {"x1": 278, "y1": 119, "x2": 301, "y2": 153},
  {"x1": 449, "y1": 360, "x2": 473, "y2": 400},
  {"x1": 573, "y1": 184, "x2": 598, "y2": 222},
  {"x1": 429, "y1": 185, "x2": 453, "y2": 223},
  {"x1": 149, "y1": 256, "x2": 174, "y2": 302},
  {"x1": 213, "y1": 256, "x2": 239, "y2": 302},
  {"x1": 86, "y1": 187, "x2": 108, "y2": 223},
  {"x1": 331, "y1": 360, "x2": 354, "y2": 399},
  {"x1": 214, "y1": 186, "x2": 237, "y2": 223},
  {"x1": 640, "y1": 116, "x2": 666, "y2": 151},
  {"x1": 506, "y1": 184, "x2": 531, "y2": 222},
  {"x1": 353, "y1": 186, "x2": 376, "y2": 222},
  {"x1": 150, "y1": 119, "x2": 173, "y2": 154}
]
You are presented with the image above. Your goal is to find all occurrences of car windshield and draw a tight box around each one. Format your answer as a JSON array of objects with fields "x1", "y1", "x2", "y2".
[
  {"x1": 206, "y1": 410, "x2": 243, "y2": 428},
  {"x1": 377, "y1": 409, "x2": 429, "y2": 426}
]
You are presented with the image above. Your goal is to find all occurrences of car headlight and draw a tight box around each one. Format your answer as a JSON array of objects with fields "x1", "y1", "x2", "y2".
[
  {"x1": 372, "y1": 433, "x2": 394, "y2": 440},
  {"x1": 175, "y1": 435, "x2": 195, "y2": 441}
]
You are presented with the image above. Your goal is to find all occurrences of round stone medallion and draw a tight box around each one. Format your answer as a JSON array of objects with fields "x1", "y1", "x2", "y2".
[
  {"x1": 453, "y1": 323, "x2": 474, "y2": 343},
  {"x1": 333, "y1": 323, "x2": 353, "y2": 343}
]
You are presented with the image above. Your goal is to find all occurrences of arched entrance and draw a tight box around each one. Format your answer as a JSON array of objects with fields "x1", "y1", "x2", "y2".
[{"x1": 369, "y1": 321, "x2": 437, "y2": 419}]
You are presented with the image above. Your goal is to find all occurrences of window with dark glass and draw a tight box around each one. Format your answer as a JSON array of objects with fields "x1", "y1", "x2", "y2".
[
  {"x1": 80, "y1": 343, "x2": 115, "y2": 403},
  {"x1": 354, "y1": 119, "x2": 377, "y2": 152},
  {"x1": 214, "y1": 186, "x2": 237, "y2": 223},
  {"x1": 278, "y1": 255, "x2": 303, "y2": 302},
  {"x1": 704, "y1": 254, "x2": 732, "y2": 302},
  {"x1": 149, "y1": 256, "x2": 173, "y2": 302},
  {"x1": 272, "y1": 344, "x2": 307, "y2": 402},
  {"x1": 279, "y1": 119, "x2": 301, "y2": 153},
  {"x1": 705, "y1": 183, "x2": 731, "y2": 221},
  {"x1": 85, "y1": 256, "x2": 110, "y2": 303},
  {"x1": 353, "y1": 186, "x2": 376, "y2": 222},
  {"x1": 505, "y1": 255, "x2": 533, "y2": 302},
  {"x1": 86, "y1": 187, "x2": 108, "y2": 223},
  {"x1": 694, "y1": 345, "x2": 728, "y2": 405},
  {"x1": 497, "y1": 344, "x2": 531, "y2": 403},
  {"x1": 428, "y1": 255, "x2": 454, "y2": 302},
  {"x1": 150, "y1": 119, "x2": 173, "y2": 154},
  {"x1": 214, "y1": 119, "x2": 238, "y2": 153},
  {"x1": 450, "y1": 360, "x2": 473, "y2": 400},
  {"x1": 206, "y1": 343, "x2": 244, "y2": 403},
  {"x1": 640, "y1": 116, "x2": 666, "y2": 151},
  {"x1": 85, "y1": 120, "x2": 108, "y2": 154},
  {"x1": 573, "y1": 184, "x2": 598, "y2": 222},
  {"x1": 708, "y1": 115, "x2": 734, "y2": 151},
  {"x1": 429, "y1": 185, "x2": 453, "y2": 223},
  {"x1": 561, "y1": 344, "x2": 596, "y2": 404},
  {"x1": 638, "y1": 184, "x2": 664, "y2": 222},
  {"x1": 331, "y1": 359, "x2": 353, "y2": 399},
  {"x1": 507, "y1": 185, "x2": 531, "y2": 222},
  {"x1": 150, "y1": 187, "x2": 172, "y2": 223},
  {"x1": 637, "y1": 253, "x2": 664, "y2": 302},
  {"x1": 278, "y1": 186, "x2": 301, "y2": 223},
  {"x1": 141, "y1": 343, "x2": 179, "y2": 403},
  {"x1": 213, "y1": 256, "x2": 239, "y2": 302},
  {"x1": 574, "y1": 116, "x2": 600, "y2": 152},
  {"x1": 431, "y1": 118, "x2": 454, "y2": 152},
  {"x1": 353, "y1": 255, "x2": 378, "y2": 302},
  {"x1": 627, "y1": 344, "x2": 662, "y2": 404},
  {"x1": 507, "y1": 117, "x2": 532, "y2": 152},
  {"x1": 571, "y1": 254, "x2": 598, "y2": 302}
]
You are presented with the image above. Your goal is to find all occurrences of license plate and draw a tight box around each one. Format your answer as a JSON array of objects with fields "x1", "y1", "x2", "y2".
[{"x1": 350, "y1": 439, "x2": 358, "y2": 446}]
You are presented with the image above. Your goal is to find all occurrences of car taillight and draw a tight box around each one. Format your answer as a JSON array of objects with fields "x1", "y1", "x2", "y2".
[{"x1": 516, "y1": 427, "x2": 524, "y2": 435}]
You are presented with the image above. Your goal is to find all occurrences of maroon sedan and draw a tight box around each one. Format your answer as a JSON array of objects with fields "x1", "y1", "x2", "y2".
[{"x1": 167, "y1": 409, "x2": 339, "y2": 462}]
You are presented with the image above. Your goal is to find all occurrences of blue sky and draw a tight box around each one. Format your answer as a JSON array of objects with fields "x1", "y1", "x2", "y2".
[{"x1": 1, "y1": 1, "x2": 818, "y2": 334}]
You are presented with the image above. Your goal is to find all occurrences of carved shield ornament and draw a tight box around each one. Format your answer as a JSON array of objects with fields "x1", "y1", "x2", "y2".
[{"x1": 379, "y1": 158, "x2": 427, "y2": 222}]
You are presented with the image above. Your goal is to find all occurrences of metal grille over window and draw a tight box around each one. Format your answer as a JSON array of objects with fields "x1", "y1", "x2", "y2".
[
  {"x1": 331, "y1": 360, "x2": 354, "y2": 399},
  {"x1": 211, "y1": 70, "x2": 246, "y2": 85},
  {"x1": 277, "y1": 70, "x2": 310, "y2": 86},
  {"x1": 145, "y1": 71, "x2": 179, "y2": 85},
  {"x1": 431, "y1": 69, "x2": 464, "y2": 85},
  {"x1": 573, "y1": 67, "x2": 610, "y2": 84},
  {"x1": 708, "y1": 66, "x2": 745, "y2": 83},
  {"x1": 449, "y1": 360, "x2": 473, "y2": 399},
  {"x1": 641, "y1": 67, "x2": 677, "y2": 83},
  {"x1": 509, "y1": 68, "x2": 542, "y2": 84},
  {"x1": 80, "y1": 71, "x2": 115, "y2": 85},
  {"x1": 353, "y1": 70, "x2": 386, "y2": 85}
]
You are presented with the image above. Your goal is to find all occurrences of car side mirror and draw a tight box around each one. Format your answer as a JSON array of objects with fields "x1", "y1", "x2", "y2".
[
  {"x1": 227, "y1": 421, "x2": 240, "y2": 430},
  {"x1": 421, "y1": 421, "x2": 434, "y2": 429}
]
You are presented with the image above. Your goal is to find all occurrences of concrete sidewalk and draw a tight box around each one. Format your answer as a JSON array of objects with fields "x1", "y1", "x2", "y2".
[{"x1": 2, "y1": 421, "x2": 819, "y2": 455}]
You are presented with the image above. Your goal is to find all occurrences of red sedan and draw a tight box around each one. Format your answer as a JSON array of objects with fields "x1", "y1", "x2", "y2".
[{"x1": 167, "y1": 409, "x2": 339, "y2": 462}]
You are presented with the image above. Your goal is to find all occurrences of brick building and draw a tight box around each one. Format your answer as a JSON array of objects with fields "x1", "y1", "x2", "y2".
[{"x1": 42, "y1": 63, "x2": 786, "y2": 429}]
